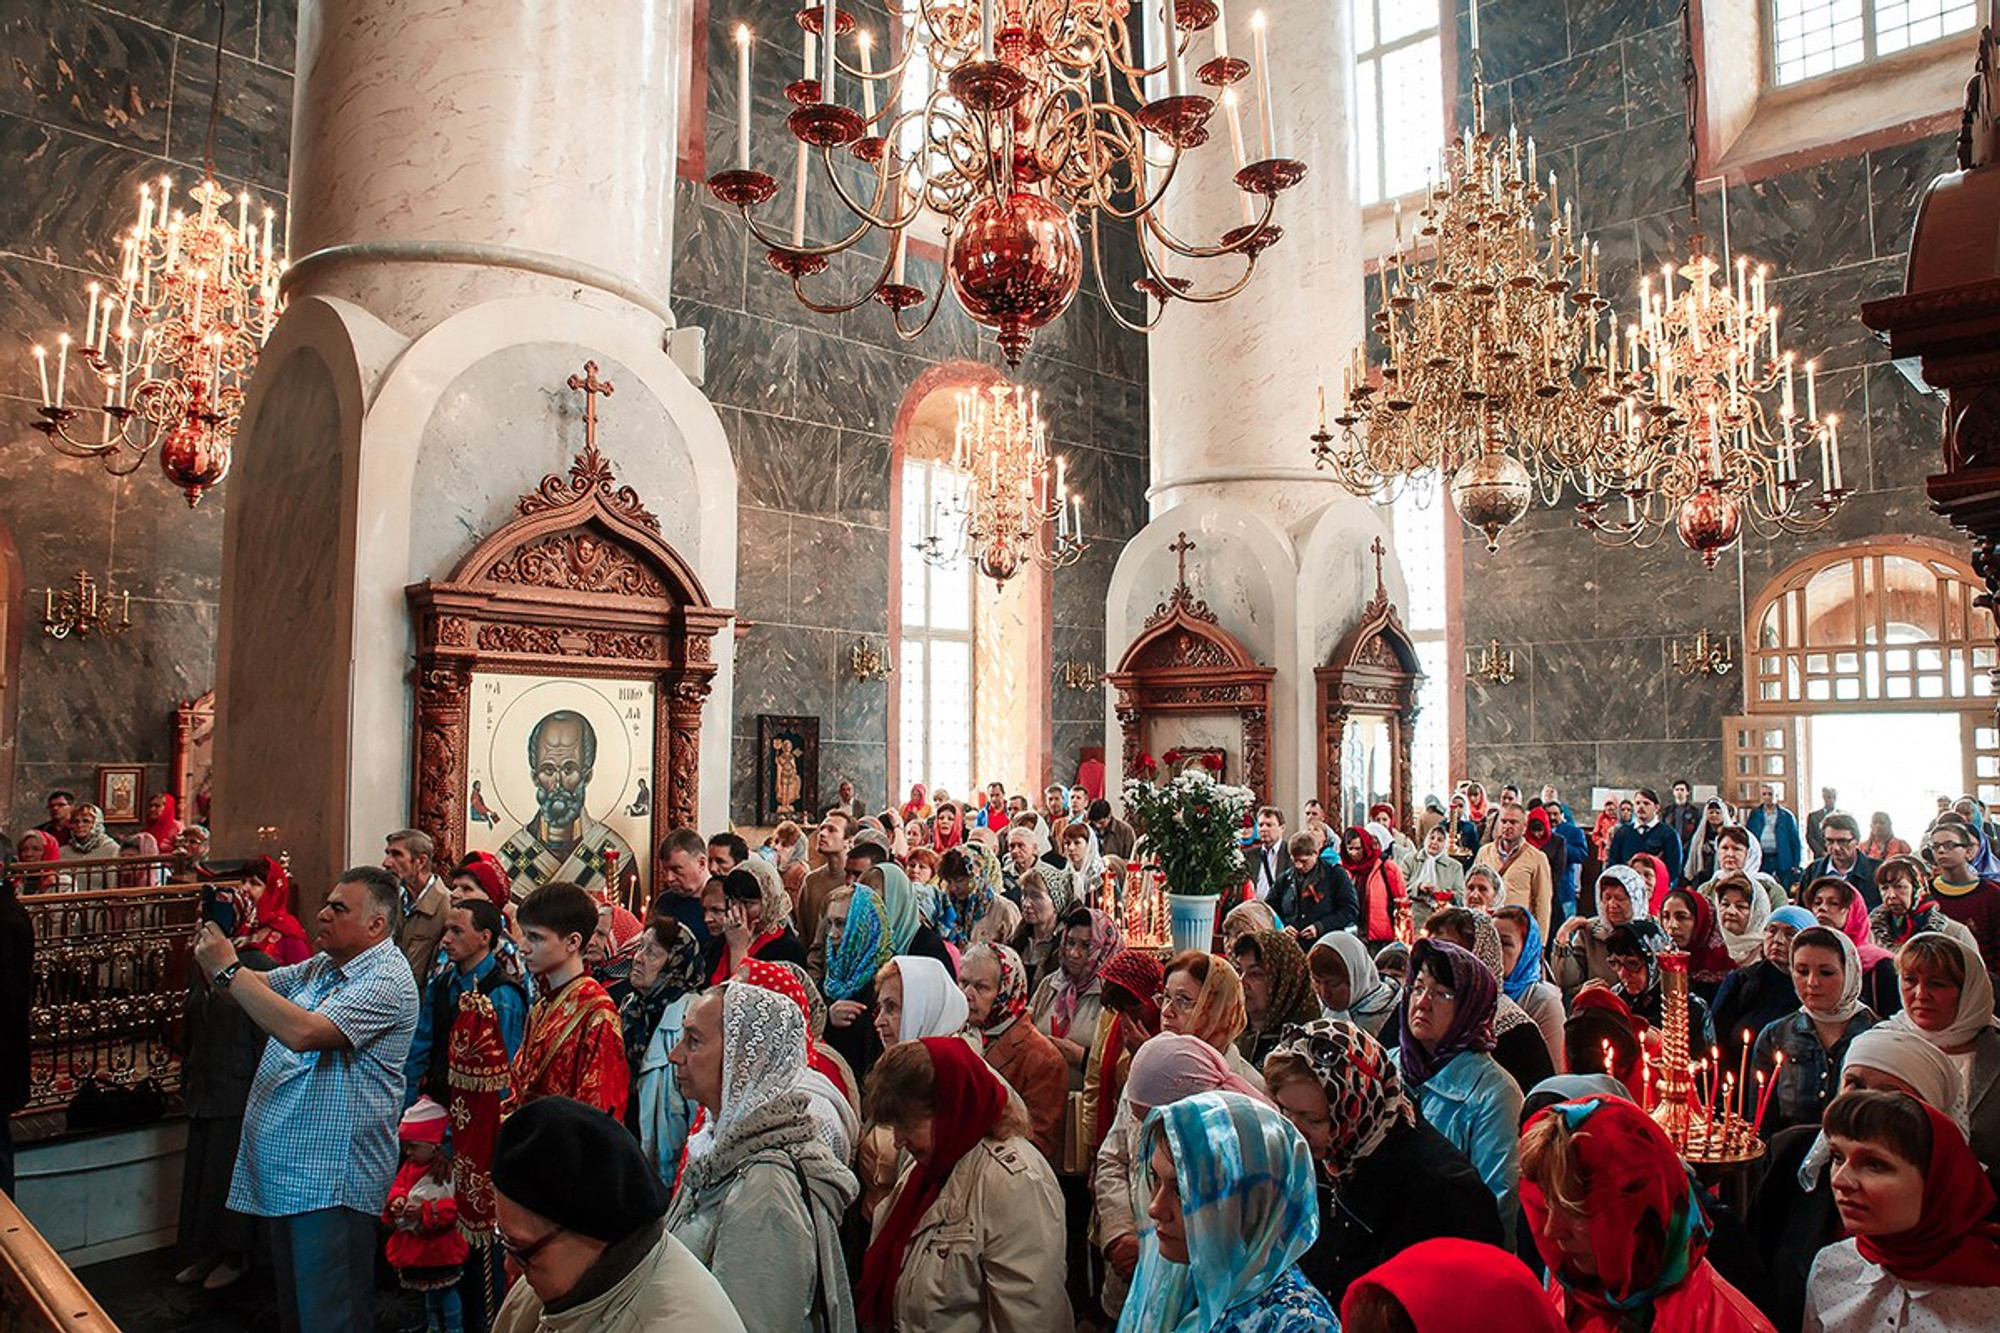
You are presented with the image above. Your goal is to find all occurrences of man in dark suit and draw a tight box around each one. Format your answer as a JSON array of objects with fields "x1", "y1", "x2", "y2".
[
  {"x1": 1801, "y1": 811, "x2": 1880, "y2": 909},
  {"x1": 1805, "y1": 787, "x2": 1839, "y2": 859},
  {"x1": 1607, "y1": 787, "x2": 1685, "y2": 887},
  {"x1": 1662, "y1": 780, "x2": 1704, "y2": 850}
]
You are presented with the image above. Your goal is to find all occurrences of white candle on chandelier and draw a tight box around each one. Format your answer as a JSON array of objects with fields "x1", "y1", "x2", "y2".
[
  {"x1": 53, "y1": 334, "x2": 69, "y2": 408},
  {"x1": 1223, "y1": 87, "x2": 1248, "y2": 167},
  {"x1": 792, "y1": 140, "x2": 809, "y2": 244},
  {"x1": 1827, "y1": 414, "x2": 1843, "y2": 490},
  {"x1": 1804, "y1": 358, "x2": 1817, "y2": 421},
  {"x1": 803, "y1": 25, "x2": 816, "y2": 81},
  {"x1": 32, "y1": 344, "x2": 49, "y2": 407},
  {"x1": 1782, "y1": 353, "x2": 1794, "y2": 417},
  {"x1": 820, "y1": 0, "x2": 836, "y2": 97},
  {"x1": 857, "y1": 30, "x2": 876, "y2": 119},
  {"x1": 736, "y1": 26, "x2": 754, "y2": 166},
  {"x1": 1818, "y1": 417, "x2": 1833, "y2": 488},
  {"x1": 1213, "y1": 0, "x2": 1230, "y2": 58},
  {"x1": 1250, "y1": 11, "x2": 1275, "y2": 159},
  {"x1": 1169, "y1": 5, "x2": 1190, "y2": 98},
  {"x1": 980, "y1": 0, "x2": 995, "y2": 59},
  {"x1": 84, "y1": 281, "x2": 101, "y2": 351}
]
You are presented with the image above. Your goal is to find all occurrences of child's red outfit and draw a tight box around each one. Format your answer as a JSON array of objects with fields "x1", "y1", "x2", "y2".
[
  {"x1": 387, "y1": 1097, "x2": 468, "y2": 1333},
  {"x1": 383, "y1": 1159, "x2": 468, "y2": 1287}
]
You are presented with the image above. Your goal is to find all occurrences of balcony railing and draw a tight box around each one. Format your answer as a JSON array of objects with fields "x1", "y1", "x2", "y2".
[{"x1": 12, "y1": 857, "x2": 244, "y2": 1129}]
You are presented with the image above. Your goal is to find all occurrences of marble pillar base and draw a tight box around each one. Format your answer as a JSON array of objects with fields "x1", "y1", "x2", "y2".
[{"x1": 216, "y1": 295, "x2": 737, "y2": 894}]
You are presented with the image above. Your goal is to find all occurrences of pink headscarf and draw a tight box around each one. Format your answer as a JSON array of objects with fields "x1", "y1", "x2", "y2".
[{"x1": 1123, "y1": 1032, "x2": 1270, "y2": 1110}]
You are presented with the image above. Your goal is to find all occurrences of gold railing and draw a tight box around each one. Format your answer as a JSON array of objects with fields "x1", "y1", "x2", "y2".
[
  {"x1": 13, "y1": 859, "x2": 226, "y2": 1123},
  {"x1": 0, "y1": 1189, "x2": 119, "y2": 1333}
]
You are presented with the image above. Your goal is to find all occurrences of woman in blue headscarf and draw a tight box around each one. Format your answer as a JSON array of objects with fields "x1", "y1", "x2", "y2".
[
  {"x1": 1118, "y1": 1090, "x2": 1337, "y2": 1333},
  {"x1": 821, "y1": 886, "x2": 894, "y2": 1080}
]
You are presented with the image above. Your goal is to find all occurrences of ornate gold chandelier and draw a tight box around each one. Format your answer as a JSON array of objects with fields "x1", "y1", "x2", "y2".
[
  {"x1": 708, "y1": 0, "x2": 1306, "y2": 364},
  {"x1": 27, "y1": 8, "x2": 284, "y2": 507},
  {"x1": 1310, "y1": 0, "x2": 1618, "y2": 549},
  {"x1": 1573, "y1": 3, "x2": 1846, "y2": 567},
  {"x1": 913, "y1": 381, "x2": 1085, "y2": 584}
]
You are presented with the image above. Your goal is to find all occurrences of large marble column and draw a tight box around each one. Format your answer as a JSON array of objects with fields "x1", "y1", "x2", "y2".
[
  {"x1": 1106, "y1": 0, "x2": 1398, "y2": 816},
  {"x1": 214, "y1": 0, "x2": 737, "y2": 896}
]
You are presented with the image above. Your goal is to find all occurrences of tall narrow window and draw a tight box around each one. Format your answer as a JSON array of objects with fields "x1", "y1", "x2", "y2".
[
  {"x1": 1392, "y1": 475, "x2": 1451, "y2": 803},
  {"x1": 1353, "y1": 0, "x2": 1444, "y2": 206},
  {"x1": 900, "y1": 459, "x2": 975, "y2": 797},
  {"x1": 1769, "y1": 0, "x2": 1977, "y2": 85}
]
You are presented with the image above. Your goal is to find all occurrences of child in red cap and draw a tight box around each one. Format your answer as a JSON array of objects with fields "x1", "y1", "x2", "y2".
[{"x1": 384, "y1": 1096, "x2": 469, "y2": 1333}]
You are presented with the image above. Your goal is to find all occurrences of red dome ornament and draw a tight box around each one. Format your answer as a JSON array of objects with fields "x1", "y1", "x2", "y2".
[
  {"x1": 947, "y1": 192, "x2": 1082, "y2": 366},
  {"x1": 1675, "y1": 486, "x2": 1742, "y2": 567},
  {"x1": 159, "y1": 420, "x2": 231, "y2": 507}
]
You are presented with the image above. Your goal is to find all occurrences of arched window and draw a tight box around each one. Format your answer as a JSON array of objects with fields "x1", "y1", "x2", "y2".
[
  {"x1": 1724, "y1": 538, "x2": 1999, "y2": 827},
  {"x1": 1748, "y1": 542, "x2": 1993, "y2": 707},
  {"x1": 889, "y1": 365, "x2": 1054, "y2": 803}
]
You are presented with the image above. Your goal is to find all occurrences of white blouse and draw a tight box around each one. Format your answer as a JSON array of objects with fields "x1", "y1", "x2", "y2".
[{"x1": 1804, "y1": 1238, "x2": 2000, "y2": 1332}]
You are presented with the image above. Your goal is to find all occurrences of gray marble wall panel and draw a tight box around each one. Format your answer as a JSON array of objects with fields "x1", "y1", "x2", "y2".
[
  {"x1": 0, "y1": 0, "x2": 293, "y2": 829},
  {"x1": 1456, "y1": 6, "x2": 1963, "y2": 803}
]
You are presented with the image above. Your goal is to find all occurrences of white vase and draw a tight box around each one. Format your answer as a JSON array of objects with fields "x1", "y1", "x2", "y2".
[{"x1": 1167, "y1": 893, "x2": 1217, "y2": 955}]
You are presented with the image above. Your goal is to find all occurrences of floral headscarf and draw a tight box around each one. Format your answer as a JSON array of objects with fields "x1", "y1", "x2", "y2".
[
  {"x1": 619, "y1": 918, "x2": 704, "y2": 1070},
  {"x1": 1523, "y1": 1097, "x2": 1714, "y2": 1319},
  {"x1": 1051, "y1": 908, "x2": 1124, "y2": 1039},
  {"x1": 1120, "y1": 1091, "x2": 1322, "y2": 1333},
  {"x1": 936, "y1": 841, "x2": 1000, "y2": 946},
  {"x1": 1272, "y1": 1018, "x2": 1415, "y2": 1182},
  {"x1": 1237, "y1": 929, "x2": 1320, "y2": 1051},
  {"x1": 825, "y1": 887, "x2": 893, "y2": 1001},
  {"x1": 1711, "y1": 874, "x2": 1772, "y2": 966},
  {"x1": 1168, "y1": 953, "x2": 1250, "y2": 1054},
  {"x1": 1869, "y1": 855, "x2": 1955, "y2": 950},
  {"x1": 1397, "y1": 938, "x2": 1498, "y2": 1087},
  {"x1": 970, "y1": 941, "x2": 1031, "y2": 1036}
]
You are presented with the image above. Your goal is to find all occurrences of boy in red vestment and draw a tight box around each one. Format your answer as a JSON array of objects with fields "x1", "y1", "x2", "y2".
[{"x1": 504, "y1": 881, "x2": 628, "y2": 1119}]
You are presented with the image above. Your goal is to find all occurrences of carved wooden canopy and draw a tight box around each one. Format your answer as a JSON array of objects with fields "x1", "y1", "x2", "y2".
[
  {"x1": 405, "y1": 364, "x2": 732, "y2": 873},
  {"x1": 1106, "y1": 533, "x2": 1276, "y2": 803},
  {"x1": 1316, "y1": 539, "x2": 1423, "y2": 824}
]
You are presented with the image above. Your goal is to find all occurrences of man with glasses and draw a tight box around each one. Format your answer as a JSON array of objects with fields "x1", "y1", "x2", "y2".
[
  {"x1": 490, "y1": 1095, "x2": 744, "y2": 1333},
  {"x1": 1926, "y1": 818, "x2": 2000, "y2": 983},
  {"x1": 1802, "y1": 811, "x2": 1879, "y2": 909}
]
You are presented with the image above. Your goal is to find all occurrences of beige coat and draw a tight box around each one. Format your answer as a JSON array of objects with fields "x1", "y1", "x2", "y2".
[
  {"x1": 491, "y1": 1224, "x2": 745, "y2": 1333},
  {"x1": 874, "y1": 1135, "x2": 1073, "y2": 1333},
  {"x1": 1473, "y1": 841, "x2": 1554, "y2": 937},
  {"x1": 397, "y1": 877, "x2": 453, "y2": 984}
]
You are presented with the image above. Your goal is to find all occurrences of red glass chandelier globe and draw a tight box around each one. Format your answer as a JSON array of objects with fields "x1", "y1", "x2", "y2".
[
  {"x1": 947, "y1": 192, "x2": 1083, "y2": 366},
  {"x1": 1676, "y1": 486, "x2": 1743, "y2": 567},
  {"x1": 159, "y1": 420, "x2": 231, "y2": 507}
]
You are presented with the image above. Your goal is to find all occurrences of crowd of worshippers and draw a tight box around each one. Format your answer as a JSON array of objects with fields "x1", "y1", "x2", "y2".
[
  {"x1": 91, "y1": 776, "x2": 2000, "y2": 1333},
  {"x1": 11, "y1": 787, "x2": 218, "y2": 888}
]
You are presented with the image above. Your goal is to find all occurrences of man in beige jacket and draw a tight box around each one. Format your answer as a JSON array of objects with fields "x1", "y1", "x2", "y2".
[
  {"x1": 1472, "y1": 802, "x2": 1554, "y2": 936},
  {"x1": 491, "y1": 1096, "x2": 745, "y2": 1333}
]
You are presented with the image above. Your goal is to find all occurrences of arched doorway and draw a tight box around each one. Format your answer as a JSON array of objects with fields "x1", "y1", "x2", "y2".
[{"x1": 1724, "y1": 539, "x2": 1998, "y2": 837}]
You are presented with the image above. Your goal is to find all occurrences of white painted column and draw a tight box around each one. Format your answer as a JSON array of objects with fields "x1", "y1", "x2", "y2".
[
  {"x1": 215, "y1": 0, "x2": 735, "y2": 899},
  {"x1": 1144, "y1": 0, "x2": 1365, "y2": 525},
  {"x1": 285, "y1": 0, "x2": 685, "y2": 336}
]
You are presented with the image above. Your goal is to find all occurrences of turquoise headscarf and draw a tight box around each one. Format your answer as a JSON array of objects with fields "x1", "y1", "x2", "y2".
[
  {"x1": 824, "y1": 887, "x2": 892, "y2": 1001},
  {"x1": 1118, "y1": 1091, "x2": 1323, "y2": 1333},
  {"x1": 867, "y1": 863, "x2": 923, "y2": 953}
]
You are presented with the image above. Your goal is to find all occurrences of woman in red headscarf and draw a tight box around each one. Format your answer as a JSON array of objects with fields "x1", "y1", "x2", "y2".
[
  {"x1": 1805, "y1": 1088, "x2": 2000, "y2": 1329},
  {"x1": 1342, "y1": 1238, "x2": 1564, "y2": 1333},
  {"x1": 1342, "y1": 826, "x2": 1407, "y2": 946},
  {"x1": 1085, "y1": 949, "x2": 1165, "y2": 1154},
  {"x1": 239, "y1": 855, "x2": 310, "y2": 964},
  {"x1": 860, "y1": 1036, "x2": 1072, "y2": 1332},
  {"x1": 1521, "y1": 1094, "x2": 1775, "y2": 1331},
  {"x1": 1629, "y1": 852, "x2": 1674, "y2": 917},
  {"x1": 1658, "y1": 887, "x2": 1739, "y2": 1003},
  {"x1": 143, "y1": 793, "x2": 183, "y2": 855}
]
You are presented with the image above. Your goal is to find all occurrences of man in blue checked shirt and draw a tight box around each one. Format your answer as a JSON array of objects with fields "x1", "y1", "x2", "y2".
[{"x1": 194, "y1": 864, "x2": 419, "y2": 1333}]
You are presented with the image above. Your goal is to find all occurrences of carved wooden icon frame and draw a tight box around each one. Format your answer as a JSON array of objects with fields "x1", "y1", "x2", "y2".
[
  {"x1": 173, "y1": 689, "x2": 216, "y2": 827},
  {"x1": 1106, "y1": 533, "x2": 1275, "y2": 803},
  {"x1": 1317, "y1": 539, "x2": 1422, "y2": 827},
  {"x1": 405, "y1": 363, "x2": 732, "y2": 882}
]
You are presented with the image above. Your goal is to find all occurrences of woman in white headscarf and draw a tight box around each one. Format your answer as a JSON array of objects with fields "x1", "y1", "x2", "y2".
[
  {"x1": 1306, "y1": 933, "x2": 1401, "y2": 1038},
  {"x1": 1885, "y1": 931, "x2": 2000, "y2": 1165},
  {"x1": 1683, "y1": 798, "x2": 1737, "y2": 886},
  {"x1": 1751, "y1": 924, "x2": 1881, "y2": 1138},
  {"x1": 858, "y1": 954, "x2": 977, "y2": 1220},
  {"x1": 1551, "y1": 865, "x2": 1651, "y2": 995},
  {"x1": 666, "y1": 980, "x2": 860, "y2": 1333}
]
